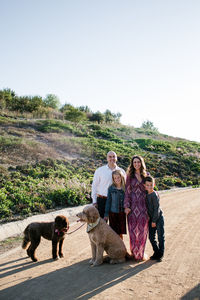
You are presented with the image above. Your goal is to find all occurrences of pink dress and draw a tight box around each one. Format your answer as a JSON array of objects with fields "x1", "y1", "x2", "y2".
[{"x1": 124, "y1": 175, "x2": 148, "y2": 260}]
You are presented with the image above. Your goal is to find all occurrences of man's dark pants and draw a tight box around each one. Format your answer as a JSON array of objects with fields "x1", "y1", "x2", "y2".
[
  {"x1": 149, "y1": 214, "x2": 165, "y2": 258},
  {"x1": 97, "y1": 196, "x2": 107, "y2": 218}
]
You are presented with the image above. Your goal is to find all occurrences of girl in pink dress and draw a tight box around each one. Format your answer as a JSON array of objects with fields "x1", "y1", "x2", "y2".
[{"x1": 124, "y1": 155, "x2": 149, "y2": 261}]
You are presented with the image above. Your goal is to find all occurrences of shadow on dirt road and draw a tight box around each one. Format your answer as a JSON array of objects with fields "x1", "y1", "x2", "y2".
[{"x1": 0, "y1": 256, "x2": 155, "y2": 300}]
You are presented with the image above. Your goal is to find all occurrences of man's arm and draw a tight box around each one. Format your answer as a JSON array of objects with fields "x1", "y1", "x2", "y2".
[
  {"x1": 91, "y1": 169, "x2": 100, "y2": 204},
  {"x1": 104, "y1": 187, "x2": 112, "y2": 218}
]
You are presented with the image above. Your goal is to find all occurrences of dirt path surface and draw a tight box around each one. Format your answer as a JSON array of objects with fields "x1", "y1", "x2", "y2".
[{"x1": 0, "y1": 189, "x2": 199, "y2": 300}]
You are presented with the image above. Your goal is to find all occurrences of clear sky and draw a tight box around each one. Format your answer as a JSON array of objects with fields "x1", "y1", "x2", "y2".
[{"x1": 1, "y1": 0, "x2": 200, "y2": 142}]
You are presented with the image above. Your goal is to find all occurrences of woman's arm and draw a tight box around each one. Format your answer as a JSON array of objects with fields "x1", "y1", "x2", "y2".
[{"x1": 124, "y1": 175, "x2": 132, "y2": 213}]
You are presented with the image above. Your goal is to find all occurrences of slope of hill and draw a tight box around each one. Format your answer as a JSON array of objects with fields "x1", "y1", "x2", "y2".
[{"x1": 0, "y1": 116, "x2": 199, "y2": 222}]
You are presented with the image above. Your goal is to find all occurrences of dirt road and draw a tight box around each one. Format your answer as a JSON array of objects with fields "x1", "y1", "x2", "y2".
[{"x1": 0, "y1": 189, "x2": 199, "y2": 300}]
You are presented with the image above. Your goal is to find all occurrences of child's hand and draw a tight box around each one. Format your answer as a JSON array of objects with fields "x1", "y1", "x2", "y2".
[
  {"x1": 104, "y1": 217, "x2": 108, "y2": 222},
  {"x1": 125, "y1": 208, "x2": 131, "y2": 215},
  {"x1": 151, "y1": 222, "x2": 156, "y2": 228}
]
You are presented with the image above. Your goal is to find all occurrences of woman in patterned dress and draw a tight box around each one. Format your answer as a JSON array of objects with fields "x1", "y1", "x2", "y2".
[{"x1": 124, "y1": 155, "x2": 149, "y2": 261}]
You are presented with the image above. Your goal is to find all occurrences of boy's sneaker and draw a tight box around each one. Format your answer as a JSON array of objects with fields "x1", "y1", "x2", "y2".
[
  {"x1": 157, "y1": 251, "x2": 164, "y2": 260},
  {"x1": 156, "y1": 253, "x2": 164, "y2": 262},
  {"x1": 156, "y1": 257, "x2": 163, "y2": 262},
  {"x1": 150, "y1": 253, "x2": 159, "y2": 260}
]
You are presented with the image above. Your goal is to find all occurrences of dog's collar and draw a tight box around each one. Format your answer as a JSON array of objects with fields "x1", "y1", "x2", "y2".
[
  {"x1": 86, "y1": 217, "x2": 100, "y2": 233},
  {"x1": 55, "y1": 229, "x2": 62, "y2": 235},
  {"x1": 55, "y1": 228, "x2": 67, "y2": 235}
]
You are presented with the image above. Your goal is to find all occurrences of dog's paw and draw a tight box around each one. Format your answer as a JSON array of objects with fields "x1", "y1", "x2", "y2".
[
  {"x1": 109, "y1": 259, "x2": 118, "y2": 264},
  {"x1": 53, "y1": 257, "x2": 59, "y2": 261},
  {"x1": 110, "y1": 258, "x2": 125, "y2": 264},
  {"x1": 103, "y1": 256, "x2": 110, "y2": 263},
  {"x1": 59, "y1": 253, "x2": 64, "y2": 258},
  {"x1": 31, "y1": 257, "x2": 38, "y2": 262},
  {"x1": 89, "y1": 259, "x2": 95, "y2": 265},
  {"x1": 92, "y1": 260, "x2": 103, "y2": 266}
]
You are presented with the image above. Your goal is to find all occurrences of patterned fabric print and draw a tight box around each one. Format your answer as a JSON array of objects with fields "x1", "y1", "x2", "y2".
[{"x1": 124, "y1": 176, "x2": 148, "y2": 260}]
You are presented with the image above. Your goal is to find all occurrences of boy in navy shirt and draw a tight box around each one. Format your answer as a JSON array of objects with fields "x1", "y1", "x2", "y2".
[{"x1": 144, "y1": 176, "x2": 165, "y2": 261}]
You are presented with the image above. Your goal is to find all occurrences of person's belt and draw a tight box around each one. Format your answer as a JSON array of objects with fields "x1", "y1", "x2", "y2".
[{"x1": 97, "y1": 194, "x2": 107, "y2": 199}]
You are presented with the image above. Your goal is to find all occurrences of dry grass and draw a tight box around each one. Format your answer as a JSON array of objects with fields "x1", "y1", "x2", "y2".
[
  {"x1": 0, "y1": 125, "x2": 84, "y2": 166},
  {"x1": 0, "y1": 235, "x2": 23, "y2": 255}
]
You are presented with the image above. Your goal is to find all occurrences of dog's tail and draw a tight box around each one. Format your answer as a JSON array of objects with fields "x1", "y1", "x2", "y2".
[{"x1": 22, "y1": 226, "x2": 30, "y2": 249}]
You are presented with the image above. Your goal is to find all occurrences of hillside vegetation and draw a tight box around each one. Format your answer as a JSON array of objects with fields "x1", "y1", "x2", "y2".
[{"x1": 0, "y1": 89, "x2": 199, "y2": 222}]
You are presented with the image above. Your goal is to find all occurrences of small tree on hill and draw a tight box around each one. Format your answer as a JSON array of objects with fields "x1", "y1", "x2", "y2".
[
  {"x1": 141, "y1": 120, "x2": 158, "y2": 132},
  {"x1": 60, "y1": 103, "x2": 74, "y2": 112},
  {"x1": 43, "y1": 94, "x2": 60, "y2": 110},
  {"x1": 78, "y1": 105, "x2": 91, "y2": 113},
  {"x1": 11, "y1": 96, "x2": 30, "y2": 112},
  {"x1": 0, "y1": 88, "x2": 16, "y2": 110},
  {"x1": 29, "y1": 96, "x2": 43, "y2": 112},
  {"x1": 65, "y1": 107, "x2": 86, "y2": 122},
  {"x1": 114, "y1": 112, "x2": 122, "y2": 123},
  {"x1": 0, "y1": 93, "x2": 6, "y2": 109},
  {"x1": 104, "y1": 110, "x2": 114, "y2": 123},
  {"x1": 88, "y1": 111, "x2": 104, "y2": 124},
  {"x1": 104, "y1": 110, "x2": 122, "y2": 123}
]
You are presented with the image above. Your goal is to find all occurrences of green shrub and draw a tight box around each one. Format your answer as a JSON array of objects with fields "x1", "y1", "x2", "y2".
[
  {"x1": 135, "y1": 138, "x2": 174, "y2": 153},
  {"x1": 0, "y1": 114, "x2": 199, "y2": 222}
]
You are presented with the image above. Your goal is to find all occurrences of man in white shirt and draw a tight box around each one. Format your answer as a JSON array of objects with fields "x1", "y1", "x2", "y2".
[{"x1": 91, "y1": 151, "x2": 126, "y2": 218}]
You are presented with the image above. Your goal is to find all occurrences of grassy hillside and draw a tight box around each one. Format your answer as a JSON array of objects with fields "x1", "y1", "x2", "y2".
[{"x1": 0, "y1": 115, "x2": 199, "y2": 222}]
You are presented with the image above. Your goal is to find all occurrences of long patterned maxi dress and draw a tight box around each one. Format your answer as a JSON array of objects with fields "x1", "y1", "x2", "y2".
[{"x1": 124, "y1": 175, "x2": 148, "y2": 260}]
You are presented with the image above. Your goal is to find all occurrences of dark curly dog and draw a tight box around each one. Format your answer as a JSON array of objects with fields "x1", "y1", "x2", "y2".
[{"x1": 22, "y1": 215, "x2": 69, "y2": 262}]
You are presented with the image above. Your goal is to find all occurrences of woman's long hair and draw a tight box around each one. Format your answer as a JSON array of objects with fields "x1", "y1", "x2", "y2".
[{"x1": 127, "y1": 155, "x2": 147, "y2": 179}]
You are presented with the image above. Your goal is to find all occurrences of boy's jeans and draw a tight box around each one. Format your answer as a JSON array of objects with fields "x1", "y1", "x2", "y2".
[{"x1": 149, "y1": 214, "x2": 165, "y2": 257}]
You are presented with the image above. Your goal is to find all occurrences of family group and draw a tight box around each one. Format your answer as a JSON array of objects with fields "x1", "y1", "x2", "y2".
[{"x1": 91, "y1": 151, "x2": 165, "y2": 262}]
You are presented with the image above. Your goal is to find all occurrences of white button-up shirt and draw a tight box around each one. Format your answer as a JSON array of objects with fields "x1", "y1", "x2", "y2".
[{"x1": 91, "y1": 164, "x2": 126, "y2": 203}]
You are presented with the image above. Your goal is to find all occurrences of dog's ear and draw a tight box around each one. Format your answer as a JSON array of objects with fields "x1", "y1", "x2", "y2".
[
  {"x1": 90, "y1": 215, "x2": 97, "y2": 223},
  {"x1": 55, "y1": 216, "x2": 62, "y2": 224},
  {"x1": 87, "y1": 208, "x2": 99, "y2": 223},
  {"x1": 55, "y1": 215, "x2": 66, "y2": 227},
  {"x1": 55, "y1": 215, "x2": 69, "y2": 231},
  {"x1": 55, "y1": 216, "x2": 61, "y2": 228}
]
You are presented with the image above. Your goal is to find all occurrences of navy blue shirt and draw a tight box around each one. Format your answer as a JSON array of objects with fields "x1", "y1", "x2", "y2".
[{"x1": 146, "y1": 191, "x2": 163, "y2": 222}]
